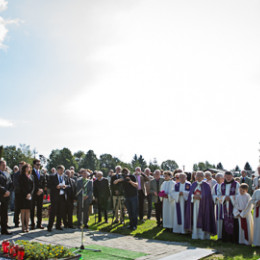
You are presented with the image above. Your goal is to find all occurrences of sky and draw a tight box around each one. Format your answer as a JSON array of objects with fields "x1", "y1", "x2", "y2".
[{"x1": 0, "y1": 0, "x2": 260, "y2": 171}]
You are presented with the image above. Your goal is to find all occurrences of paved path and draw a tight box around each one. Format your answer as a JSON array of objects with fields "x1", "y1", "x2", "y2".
[{"x1": 0, "y1": 214, "x2": 215, "y2": 259}]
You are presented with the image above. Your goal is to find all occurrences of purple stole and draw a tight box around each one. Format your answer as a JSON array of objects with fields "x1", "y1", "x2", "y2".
[
  {"x1": 175, "y1": 182, "x2": 191, "y2": 225},
  {"x1": 221, "y1": 180, "x2": 237, "y2": 235}
]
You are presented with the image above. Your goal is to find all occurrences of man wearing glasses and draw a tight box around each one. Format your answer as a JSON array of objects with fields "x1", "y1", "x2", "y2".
[{"x1": 30, "y1": 159, "x2": 46, "y2": 229}]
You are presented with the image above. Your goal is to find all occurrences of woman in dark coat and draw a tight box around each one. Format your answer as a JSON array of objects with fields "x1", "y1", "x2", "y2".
[{"x1": 19, "y1": 164, "x2": 34, "y2": 232}]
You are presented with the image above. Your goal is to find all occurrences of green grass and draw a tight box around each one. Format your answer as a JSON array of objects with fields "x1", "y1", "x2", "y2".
[
  {"x1": 70, "y1": 245, "x2": 147, "y2": 260},
  {"x1": 73, "y1": 214, "x2": 260, "y2": 260}
]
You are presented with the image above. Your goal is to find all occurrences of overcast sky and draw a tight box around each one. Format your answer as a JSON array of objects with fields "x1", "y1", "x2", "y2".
[{"x1": 0, "y1": 0, "x2": 260, "y2": 171}]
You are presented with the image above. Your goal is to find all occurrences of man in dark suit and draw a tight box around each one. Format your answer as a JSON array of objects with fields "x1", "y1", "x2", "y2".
[
  {"x1": 0, "y1": 160, "x2": 12, "y2": 235},
  {"x1": 47, "y1": 165, "x2": 71, "y2": 232},
  {"x1": 240, "y1": 170, "x2": 253, "y2": 195},
  {"x1": 31, "y1": 159, "x2": 46, "y2": 229},
  {"x1": 64, "y1": 169, "x2": 76, "y2": 228},
  {"x1": 93, "y1": 171, "x2": 110, "y2": 223}
]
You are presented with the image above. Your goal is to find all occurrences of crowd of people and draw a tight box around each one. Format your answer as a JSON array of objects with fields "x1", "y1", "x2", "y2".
[{"x1": 0, "y1": 159, "x2": 259, "y2": 247}]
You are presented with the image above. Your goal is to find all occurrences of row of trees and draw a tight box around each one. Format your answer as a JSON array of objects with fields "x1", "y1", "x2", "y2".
[{"x1": 0, "y1": 144, "x2": 254, "y2": 176}]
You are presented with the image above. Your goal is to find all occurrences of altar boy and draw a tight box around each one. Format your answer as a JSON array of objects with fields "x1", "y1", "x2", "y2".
[{"x1": 233, "y1": 183, "x2": 253, "y2": 245}]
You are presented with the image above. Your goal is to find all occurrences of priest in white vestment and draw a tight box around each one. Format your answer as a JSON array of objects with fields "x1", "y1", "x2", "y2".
[
  {"x1": 160, "y1": 171, "x2": 175, "y2": 229},
  {"x1": 171, "y1": 172, "x2": 191, "y2": 234},
  {"x1": 252, "y1": 180, "x2": 260, "y2": 246},
  {"x1": 212, "y1": 172, "x2": 224, "y2": 239}
]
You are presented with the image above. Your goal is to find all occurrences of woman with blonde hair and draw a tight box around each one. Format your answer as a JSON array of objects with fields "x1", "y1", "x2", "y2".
[{"x1": 18, "y1": 164, "x2": 34, "y2": 232}]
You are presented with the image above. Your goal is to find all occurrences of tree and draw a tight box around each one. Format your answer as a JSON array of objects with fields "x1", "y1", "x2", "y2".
[
  {"x1": 244, "y1": 162, "x2": 252, "y2": 171},
  {"x1": 131, "y1": 154, "x2": 147, "y2": 170},
  {"x1": 79, "y1": 150, "x2": 99, "y2": 171},
  {"x1": 3, "y1": 145, "x2": 34, "y2": 169},
  {"x1": 161, "y1": 160, "x2": 178, "y2": 171},
  {"x1": 193, "y1": 164, "x2": 199, "y2": 171},
  {"x1": 148, "y1": 158, "x2": 160, "y2": 172},
  {"x1": 235, "y1": 165, "x2": 241, "y2": 172},
  {"x1": 47, "y1": 148, "x2": 77, "y2": 171},
  {"x1": 74, "y1": 150, "x2": 85, "y2": 167},
  {"x1": 217, "y1": 162, "x2": 224, "y2": 170},
  {"x1": 99, "y1": 153, "x2": 120, "y2": 176}
]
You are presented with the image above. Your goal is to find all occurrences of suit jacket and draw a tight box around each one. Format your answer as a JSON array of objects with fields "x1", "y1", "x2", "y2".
[
  {"x1": 150, "y1": 178, "x2": 165, "y2": 203},
  {"x1": 47, "y1": 173, "x2": 71, "y2": 202},
  {"x1": 76, "y1": 177, "x2": 93, "y2": 204},
  {"x1": 240, "y1": 176, "x2": 253, "y2": 195},
  {"x1": 93, "y1": 178, "x2": 110, "y2": 199},
  {"x1": 134, "y1": 173, "x2": 150, "y2": 196},
  {"x1": 31, "y1": 169, "x2": 46, "y2": 196},
  {"x1": 0, "y1": 170, "x2": 12, "y2": 202},
  {"x1": 13, "y1": 171, "x2": 21, "y2": 193},
  {"x1": 67, "y1": 177, "x2": 76, "y2": 201}
]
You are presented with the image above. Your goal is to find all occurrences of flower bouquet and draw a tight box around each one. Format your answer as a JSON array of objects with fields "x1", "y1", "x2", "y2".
[{"x1": 158, "y1": 190, "x2": 168, "y2": 198}]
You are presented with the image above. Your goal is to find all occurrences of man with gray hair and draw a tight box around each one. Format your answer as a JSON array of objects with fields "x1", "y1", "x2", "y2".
[
  {"x1": 111, "y1": 165, "x2": 124, "y2": 223},
  {"x1": 76, "y1": 169, "x2": 93, "y2": 228},
  {"x1": 205, "y1": 171, "x2": 217, "y2": 190},
  {"x1": 134, "y1": 167, "x2": 150, "y2": 222},
  {"x1": 93, "y1": 171, "x2": 110, "y2": 223},
  {"x1": 150, "y1": 169, "x2": 164, "y2": 227},
  {"x1": 212, "y1": 172, "x2": 224, "y2": 239},
  {"x1": 185, "y1": 171, "x2": 216, "y2": 239}
]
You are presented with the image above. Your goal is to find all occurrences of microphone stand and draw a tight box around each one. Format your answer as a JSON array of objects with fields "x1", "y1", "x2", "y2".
[{"x1": 74, "y1": 182, "x2": 101, "y2": 253}]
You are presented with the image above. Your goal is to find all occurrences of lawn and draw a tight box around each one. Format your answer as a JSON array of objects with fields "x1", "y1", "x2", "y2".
[
  {"x1": 74, "y1": 214, "x2": 260, "y2": 260},
  {"x1": 71, "y1": 245, "x2": 147, "y2": 260}
]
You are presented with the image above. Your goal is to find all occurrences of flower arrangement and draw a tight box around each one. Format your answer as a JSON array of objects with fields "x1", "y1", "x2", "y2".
[{"x1": 1, "y1": 240, "x2": 77, "y2": 260}]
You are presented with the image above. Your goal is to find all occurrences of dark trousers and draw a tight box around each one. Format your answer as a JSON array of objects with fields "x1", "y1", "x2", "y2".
[
  {"x1": 146, "y1": 194, "x2": 153, "y2": 219},
  {"x1": 31, "y1": 194, "x2": 43, "y2": 227},
  {"x1": 138, "y1": 190, "x2": 145, "y2": 220},
  {"x1": 48, "y1": 195, "x2": 66, "y2": 229},
  {"x1": 154, "y1": 201, "x2": 162, "y2": 225},
  {"x1": 13, "y1": 193, "x2": 20, "y2": 226},
  {"x1": 0, "y1": 200, "x2": 9, "y2": 232},
  {"x1": 65, "y1": 199, "x2": 74, "y2": 227},
  {"x1": 97, "y1": 198, "x2": 108, "y2": 222},
  {"x1": 125, "y1": 196, "x2": 138, "y2": 228}
]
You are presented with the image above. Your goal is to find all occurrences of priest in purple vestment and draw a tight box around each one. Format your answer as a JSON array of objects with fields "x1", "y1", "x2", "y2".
[{"x1": 185, "y1": 171, "x2": 216, "y2": 239}]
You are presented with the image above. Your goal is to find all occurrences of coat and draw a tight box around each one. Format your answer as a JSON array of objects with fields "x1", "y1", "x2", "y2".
[{"x1": 150, "y1": 178, "x2": 165, "y2": 203}]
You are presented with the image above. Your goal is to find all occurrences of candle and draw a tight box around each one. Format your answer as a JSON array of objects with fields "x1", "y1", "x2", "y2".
[
  {"x1": 17, "y1": 246, "x2": 25, "y2": 260},
  {"x1": 1, "y1": 240, "x2": 10, "y2": 254}
]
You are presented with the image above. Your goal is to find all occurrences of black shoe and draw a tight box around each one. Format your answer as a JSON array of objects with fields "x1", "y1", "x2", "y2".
[
  {"x1": 15, "y1": 224, "x2": 19, "y2": 228},
  {"x1": 1, "y1": 231, "x2": 12, "y2": 235},
  {"x1": 113, "y1": 220, "x2": 119, "y2": 224},
  {"x1": 84, "y1": 224, "x2": 89, "y2": 229},
  {"x1": 47, "y1": 228, "x2": 52, "y2": 232},
  {"x1": 31, "y1": 225, "x2": 35, "y2": 230},
  {"x1": 68, "y1": 226, "x2": 75, "y2": 229},
  {"x1": 56, "y1": 227, "x2": 63, "y2": 231},
  {"x1": 37, "y1": 225, "x2": 45, "y2": 229}
]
